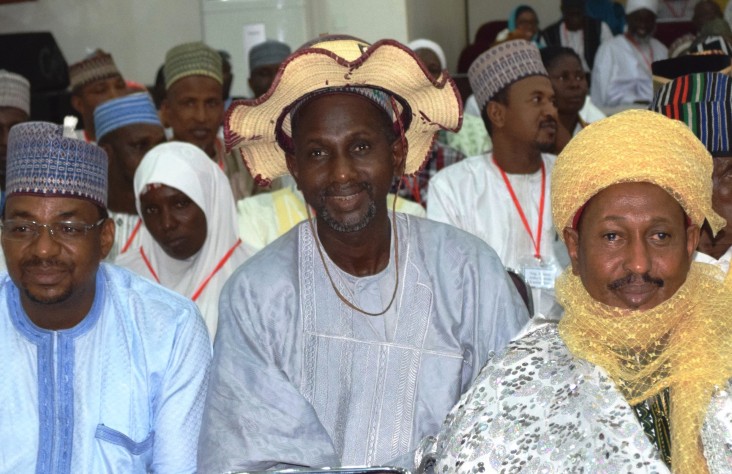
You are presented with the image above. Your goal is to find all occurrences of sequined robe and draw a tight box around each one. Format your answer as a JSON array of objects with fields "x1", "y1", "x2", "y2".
[
  {"x1": 197, "y1": 213, "x2": 530, "y2": 473},
  {"x1": 419, "y1": 322, "x2": 732, "y2": 473}
]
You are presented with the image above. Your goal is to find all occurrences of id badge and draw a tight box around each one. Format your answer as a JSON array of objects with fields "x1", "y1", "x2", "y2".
[{"x1": 519, "y1": 257, "x2": 560, "y2": 290}]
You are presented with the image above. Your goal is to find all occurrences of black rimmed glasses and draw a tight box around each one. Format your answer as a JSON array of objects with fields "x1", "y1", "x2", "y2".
[{"x1": 1, "y1": 218, "x2": 106, "y2": 243}]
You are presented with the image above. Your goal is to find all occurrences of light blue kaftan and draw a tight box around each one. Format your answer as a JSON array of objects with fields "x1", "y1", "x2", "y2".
[
  {"x1": 0, "y1": 263, "x2": 211, "y2": 473},
  {"x1": 198, "y1": 213, "x2": 529, "y2": 473}
]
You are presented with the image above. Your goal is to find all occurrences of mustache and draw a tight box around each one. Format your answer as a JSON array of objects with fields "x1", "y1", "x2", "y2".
[
  {"x1": 21, "y1": 257, "x2": 71, "y2": 272},
  {"x1": 319, "y1": 181, "x2": 372, "y2": 199},
  {"x1": 540, "y1": 117, "x2": 557, "y2": 127},
  {"x1": 607, "y1": 273, "x2": 664, "y2": 291}
]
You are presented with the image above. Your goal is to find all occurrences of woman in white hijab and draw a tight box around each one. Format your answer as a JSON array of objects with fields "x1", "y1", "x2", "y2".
[{"x1": 115, "y1": 141, "x2": 252, "y2": 338}]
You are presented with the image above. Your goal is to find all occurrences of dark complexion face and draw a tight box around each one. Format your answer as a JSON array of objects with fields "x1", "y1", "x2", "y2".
[
  {"x1": 546, "y1": 54, "x2": 588, "y2": 115},
  {"x1": 491, "y1": 75, "x2": 558, "y2": 152},
  {"x1": 249, "y1": 64, "x2": 280, "y2": 98},
  {"x1": 2, "y1": 196, "x2": 114, "y2": 327},
  {"x1": 564, "y1": 182, "x2": 698, "y2": 311},
  {"x1": 698, "y1": 157, "x2": 732, "y2": 259},
  {"x1": 627, "y1": 9, "x2": 657, "y2": 40},
  {"x1": 515, "y1": 10, "x2": 540, "y2": 39},
  {"x1": 139, "y1": 184, "x2": 208, "y2": 260},
  {"x1": 0, "y1": 106, "x2": 29, "y2": 188},
  {"x1": 562, "y1": 5, "x2": 585, "y2": 31},
  {"x1": 104, "y1": 124, "x2": 167, "y2": 185},
  {"x1": 285, "y1": 93, "x2": 404, "y2": 235},
  {"x1": 162, "y1": 75, "x2": 224, "y2": 158}
]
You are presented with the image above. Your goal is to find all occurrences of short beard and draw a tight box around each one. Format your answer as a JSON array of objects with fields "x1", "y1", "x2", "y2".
[
  {"x1": 24, "y1": 287, "x2": 73, "y2": 305},
  {"x1": 320, "y1": 199, "x2": 377, "y2": 232}
]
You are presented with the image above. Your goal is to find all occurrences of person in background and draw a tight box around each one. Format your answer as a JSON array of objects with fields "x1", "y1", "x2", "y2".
[
  {"x1": 0, "y1": 70, "x2": 30, "y2": 207},
  {"x1": 591, "y1": 0, "x2": 668, "y2": 109},
  {"x1": 248, "y1": 40, "x2": 291, "y2": 99},
  {"x1": 161, "y1": 41, "x2": 252, "y2": 200},
  {"x1": 541, "y1": 46, "x2": 605, "y2": 153},
  {"x1": 94, "y1": 92, "x2": 166, "y2": 261},
  {"x1": 495, "y1": 5, "x2": 544, "y2": 46},
  {"x1": 116, "y1": 141, "x2": 251, "y2": 338},
  {"x1": 69, "y1": 50, "x2": 127, "y2": 142},
  {"x1": 0, "y1": 120, "x2": 210, "y2": 473},
  {"x1": 542, "y1": 0, "x2": 614, "y2": 74},
  {"x1": 198, "y1": 35, "x2": 528, "y2": 472}
]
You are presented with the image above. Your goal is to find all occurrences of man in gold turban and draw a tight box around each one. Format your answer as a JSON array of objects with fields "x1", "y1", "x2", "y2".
[{"x1": 418, "y1": 109, "x2": 732, "y2": 473}]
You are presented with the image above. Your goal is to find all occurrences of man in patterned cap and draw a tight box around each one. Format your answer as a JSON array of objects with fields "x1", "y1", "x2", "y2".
[
  {"x1": 162, "y1": 41, "x2": 251, "y2": 200},
  {"x1": 94, "y1": 92, "x2": 166, "y2": 260},
  {"x1": 69, "y1": 50, "x2": 128, "y2": 142},
  {"x1": 0, "y1": 120, "x2": 210, "y2": 472},
  {"x1": 428, "y1": 39, "x2": 567, "y2": 319},
  {"x1": 198, "y1": 35, "x2": 528, "y2": 473},
  {"x1": 421, "y1": 110, "x2": 732, "y2": 473},
  {"x1": 652, "y1": 72, "x2": 732, "y2": 282},
  {"x1": 0, "y1": 70, "x2": 30, "y2": 201}
]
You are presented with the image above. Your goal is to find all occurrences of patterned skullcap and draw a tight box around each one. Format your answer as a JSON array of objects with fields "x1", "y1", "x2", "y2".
[
  {"x1": 0, "y1": 70, "x2": 30, "y2": 116},
  {"x1": 552, "y1": 110, "x2": 725, "y2": 239},
  {"x1": 248, "y1": 40, "x2": 291, "y2": 71},
  {"x1": 94, "y1": 92, "x2": 162, "y2": 143},
  {"x1": 651, "y1": 72, "x2": 732, "y2": 156},
  {"x1": 625, "y1": 0, "x2": 659, "y2": 15},
  {"x1": 6, "y1": 121, "x2": 108, "y2": 208},
  {"x1": 69, "y1": 51, "x2": 122, "y2": 92},
  {"x1": 164, "y1": 42, "x2": 223, "y2": 90},
  {"x1": 468, "y1": 39, "x2": 547, "y2": 111}
]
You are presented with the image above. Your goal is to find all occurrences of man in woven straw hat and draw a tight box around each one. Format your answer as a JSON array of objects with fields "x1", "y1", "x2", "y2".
[
  {"x1": 198, "y1": 35, "x2": 529, "y2": 473},
  {"x1": 428, "y1": 39, "x2": 568, "y2": 320},
  {"x1": 419, "y1": 109, "x2": 732, "y2": 473}
]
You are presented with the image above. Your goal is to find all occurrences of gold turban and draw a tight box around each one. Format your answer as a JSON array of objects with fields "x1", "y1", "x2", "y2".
[{"x1": 551, "y1": 109, "x2": 725, "y2": 239}]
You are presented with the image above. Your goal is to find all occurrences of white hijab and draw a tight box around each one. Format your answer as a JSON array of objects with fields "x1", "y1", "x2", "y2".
[{"x1": 115, "y1": 141, "x2": 250, "y2": 338}]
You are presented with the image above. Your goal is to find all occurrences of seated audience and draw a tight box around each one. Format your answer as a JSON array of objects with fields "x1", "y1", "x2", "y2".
[
  {"x1": 0, "y1": 121, "x2": 210, "y2": 472},
  {"x1": 198, "y1": 35, "x2": 529, "y2": 473},
  {"x1": 668, "y1": 0, "x2": 724, "y2": 56},
  {"x1": 495, "y1": 5, "x2": 544, "y2": 46},
  {"x1": 541, "y1": 46, "x2": 605, "y2": 153},
  {"x1": 592, "y1": 0, "x2": 668, "y2": 109},
  {"x1": 94, "y1": 92, "x2": 166, "y2": 260},
  {"x1": 116, "y1": 141, "x2": 251, "y2": 337},
  {"x1": 421, "y1": 110, "x2": 732, "y2": 473}
]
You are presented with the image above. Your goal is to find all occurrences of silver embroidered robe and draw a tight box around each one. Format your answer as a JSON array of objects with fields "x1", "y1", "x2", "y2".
[
  {"x1": 197, "y1": 213, "x2": 529, "y2": 473},
  {"x1": 419, "y1": 322, "x2": 732, "y2": 474}
]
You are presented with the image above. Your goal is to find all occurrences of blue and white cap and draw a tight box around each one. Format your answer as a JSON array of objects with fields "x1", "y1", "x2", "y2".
[
  {"x1": 94, "y1": 92, "x2": 162, "y2": 143},
  {"x1": 6, "y1": 119, "x2": 108, "y2": 208}
]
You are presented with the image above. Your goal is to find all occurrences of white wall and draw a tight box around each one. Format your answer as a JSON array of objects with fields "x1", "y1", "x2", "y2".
[
  {"x1": 0, "y1": 0, "x2": 203, "y2": 86},
  {"x1": 406, "y1": 0, "x2": 467, "y2": 72}
]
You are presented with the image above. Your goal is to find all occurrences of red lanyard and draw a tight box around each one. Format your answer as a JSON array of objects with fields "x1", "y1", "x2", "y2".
[
  {"x1": 120, "y1": 219, "x2": 142, "y2": 254},
  {"x1": 139, "y1": 239, "x2": 242, "y2": 301},
  {"x1": 625, "y1": 33, "x2": 654, "y2": 72},
  {"x1": 494, "y1": 158, "x2": 545, "y2": 259}
]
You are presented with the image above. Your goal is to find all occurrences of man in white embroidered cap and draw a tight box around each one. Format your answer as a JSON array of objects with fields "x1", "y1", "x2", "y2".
[
  {"x1": 197, "y1": 35, "x2": 530, "y2": 472},
  {"x1": 0, "y1": 120, "x2": 211, "y2": 473}
]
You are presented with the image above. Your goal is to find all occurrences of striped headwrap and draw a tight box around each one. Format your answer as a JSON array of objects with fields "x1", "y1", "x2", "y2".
[
  {"x1": 651, "y1": 72, "x2": 732, "y2": 156},
  {"x1": 94, "y1": 92, "x2": 162, "y2": 143}
]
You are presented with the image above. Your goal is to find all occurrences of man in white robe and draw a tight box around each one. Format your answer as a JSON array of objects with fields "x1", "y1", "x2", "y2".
[
  {"x1": 198, "y1": 35, "x2": 529, "y2": 473},
  {"x1": 428, "y1": 39, "x2": 568, "y2": 319},
  {"x1": 421, "y1": 110, "x2": 732, "y2": 473},
  {"x1": 591, "y1": 0, "x2": 668, "y2": 109},
  {"x1": 0, "y1": 121, "x2": 211, "y2": 472}
]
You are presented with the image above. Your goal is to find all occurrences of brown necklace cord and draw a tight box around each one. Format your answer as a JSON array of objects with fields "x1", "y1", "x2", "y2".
[{"x1": 305, "y1": 95, "x2": 408, "y2": 317}]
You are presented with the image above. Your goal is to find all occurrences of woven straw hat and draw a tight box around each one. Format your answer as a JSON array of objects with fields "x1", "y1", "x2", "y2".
[{"x1": 225, "y1": 35, "x2": 463, "y2": 185}]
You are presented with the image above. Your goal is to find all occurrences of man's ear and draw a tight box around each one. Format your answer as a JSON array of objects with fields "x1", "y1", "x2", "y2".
[
  {"x1": 70, "y1": 94, "x2": 84, "y2": 115},
  {"x1": 391, "y1": 136, "x2": 406, "y2": 178},
  {"x1": 285, "y1": 152, "x2": 300, "y2": 183},
  {"x1": 99, "y1": 217, "x2": 116, "y2": 260},
  {"x1": 99, "y1": 142, "x2": 114, "y2": 162},
  {"x1": 486, "y1": 101, "x2": 505, "y2": 130},
  {"x1": 159, "y1": 99, "x2": 170, "y2": 128},
  {"x1": 686, "y1": 223, "x2": 700, "y2": 261},
  {"x1": 563, "y1": 226, "x2": 581, "y2": 275}
]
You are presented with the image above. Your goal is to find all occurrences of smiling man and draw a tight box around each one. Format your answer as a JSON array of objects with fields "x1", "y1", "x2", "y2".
[
  {"x1": 428, "y1": 39, "x2": 567, "y2": 318},
  {"x1": 198, "y1": 35, "x2": 529, "y2": 473},
  {"x1": 0, "y1": 121, "x2": 211, "y2": 472},
  {"x1": 421, "y1": 110, "x2": 732, "y2": 473}
]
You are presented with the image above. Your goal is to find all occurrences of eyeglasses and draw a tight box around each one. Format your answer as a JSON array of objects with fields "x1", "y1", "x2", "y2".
[{"x1": 1, "y1": 218, "x2": 106, "y2": 242}]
